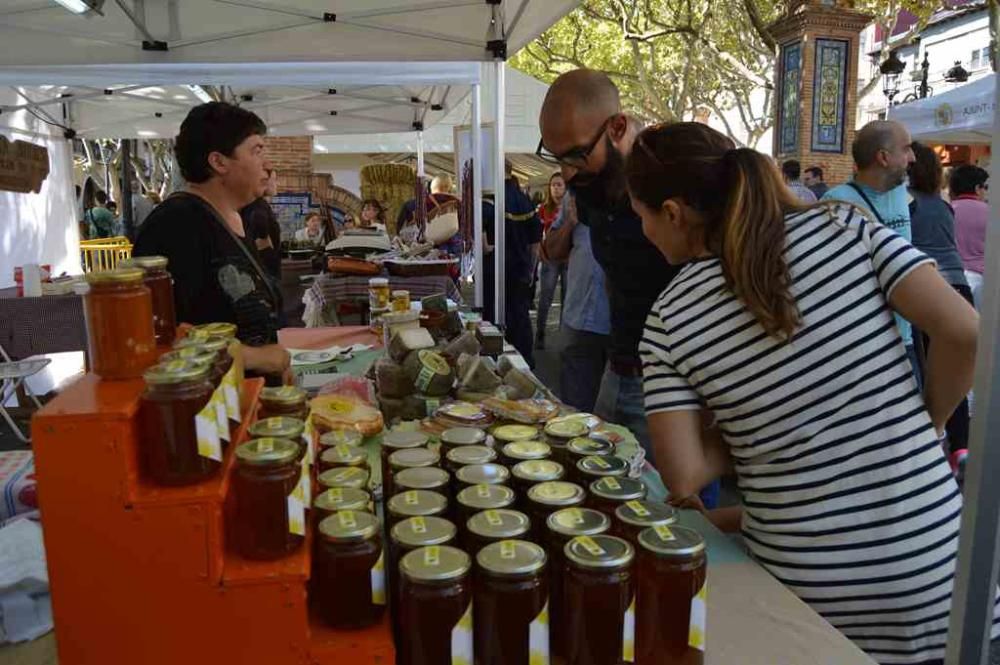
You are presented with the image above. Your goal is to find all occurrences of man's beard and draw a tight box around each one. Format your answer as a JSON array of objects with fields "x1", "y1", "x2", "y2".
[{"x1": 568, "y1": 136, "x2": 627, "y2": 209}]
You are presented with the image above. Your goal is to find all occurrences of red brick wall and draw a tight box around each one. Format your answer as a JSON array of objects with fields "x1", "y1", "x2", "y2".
[{"x1": 264, "y1": 136, "x2": 313, "y2": 175}]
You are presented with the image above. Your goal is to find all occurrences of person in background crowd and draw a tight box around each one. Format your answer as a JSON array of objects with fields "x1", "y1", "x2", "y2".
[
  {"x1": 240, "y1": 168, "x2": 282, "y2": 280},
  {"x1": 397, "y1": 175, "x2": 459, "y2": 245},
  {"x1": 106, "y1": 201, "x2": 125, "y2": 236},
  {"x1": 908, "y1": 142, "x2": 972, "y2": 451},
  {"x1": 781, "y1": 160, "x2": 818, "y2": 203},
  {"x1": 132, "y1": 184, "x2": 156, "y2": 229},
  {"x1": 85, "y1": 190, "x2": 117, "y2": 239},
  {"x1": 534, "y1": 172, "x2": 568, "y2": 350},
  {"x1": 356, "y1": 198, "x2": 387, "y2": 232},
  {"x1": 950, "y1": 164, "x2": 989, "y2": 310},
  {"x1": 134, "y1": 102, "x2": 290, "y2": 382},
  {"x1": 803, "y1": 165, "x2": 829, "y2": 198},
  {"x1": 630, "y1": 121, "x2": 987, "y2": 665},
  {"x1": 483, "y1": 161, "x2": 543, "y2": 367},
  {"x1": 294, "y1": 211, "x2": 326, "y2": 245},
  {"x1": 823, "y1": 120, "x2": 919, "y2": 378}
]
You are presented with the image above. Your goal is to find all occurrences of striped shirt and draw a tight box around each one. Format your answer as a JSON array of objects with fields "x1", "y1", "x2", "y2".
[{"x1": 640, "y1": 203, "x2": 999, "y2": 664}]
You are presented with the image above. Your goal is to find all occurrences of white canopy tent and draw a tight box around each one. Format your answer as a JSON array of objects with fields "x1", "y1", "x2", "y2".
[{"x1": 892, "y1": 74, "x2": 994, "y2": 144}]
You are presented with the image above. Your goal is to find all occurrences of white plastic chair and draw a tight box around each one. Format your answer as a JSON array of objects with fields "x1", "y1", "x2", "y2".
[{"x1": 0, "y1": 344, "x2": 50, "y2": 443}]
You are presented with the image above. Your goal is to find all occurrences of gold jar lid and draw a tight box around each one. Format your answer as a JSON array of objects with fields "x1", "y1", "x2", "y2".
[
  {"x1": 547, "y1": 507, "x2": 610, "y2": 537},
  {"x1": 318, "y1": 510, "x2": 379, "y2": 542},
  {"x1": 394, "y1": 466, "x2": 450, "y2": 492},
  {"x1": 235, "y1": 437, "x2": 300, "y2": 466},
  {"x1": 589, "y1": 476, "x2": 646, "y2": 501},
  {"x1": 477, "y1": 540, "x2": 546, "y2": 577},
  {"x1": 191, "y1": 336, "x2": 228, "y2": 355},
  {"x1": 565, "y1": 535, "x2": 634, "y2": 569},
  {"x1": 143, "y1": 360, "x2": 211, "y2": 385},
  {"x1": 577, "y1": 455, "x2": 628, "y2": 478},
  {"x1": 314, "y1": 487, "x2": 370, "y2": 513},
  {"x1": 189, "y1": 322, "x2": 238, "y2": 340},
  {"x1": 391, "y1": 516, "x2": 457, "y2": 549},
  {"x1": 440, "y1": 427, "x2": 487, "y2": 448},
  {"x1": 512, "y1": 459, "x2": 564, "y2": 483},
  {"x1": 615, "y1": 500, "x2": 678, "y2": 529},
  {"x1": 638, "y1": 525, "x2": 706, "y2": 559},
  {"x1": 446, "y1": 445, "x2": 497, "y2": 467},
  {"x1": 527, "y1": 481, "x2": 585, "y2": 507},
  {"x1": 456, "y1": 483, "x2": 516, "y2": 511},
  {"x1": 160, "y1": 348, "x2": 216, "y2": 368},
  {"x1": 387, "y1": 490, "x2": 448, "y2": 519},
  {"x1": 85, "y1": 267, "x2": 145, "y2": 285},
  {"x1": 455, "y1": 463, "x2": 509, "y2": 486},
  {"x1": 502, "y1": 441, "x2": 550, "y2": 462},
  {"x1": 544, "y1": 418, "x2": 590, "y2": 441},
  {"x1": 125, "y1": 254, "x2": 169, "y2": 270},
  {"x1": 260, "y1": 385, "x2": 308, "y2": 407},
  {"x1": 249, "y1": 417, "x2": 305, "y2": 441},
  {"x1": 320, "y1": 444, "x2": 368, "y2": 468},
  {"x1": 567, "y1": 437, "x2": 615, "y2": 458},
  {"x1": 318, "y1": 466, "x2": 370, "y2": 490},
  {"x1": 467, "y1": 509, "x2": 531, "y2": 540},
  {"x1": 401, "y1": 545, "x2": 471, "y2": 583},
  {"x1": 320, "y1": 428, "x2": 363, "y2": 448},
  {"x1": 383, "y1": 429, "x2": 430, "y2": 451},
  {"x1": 493, "y1": 424, "x2": 540, "y2": 444},
  {"x1": 389, "y1": 447, "x2": 440, "y2": 470}
]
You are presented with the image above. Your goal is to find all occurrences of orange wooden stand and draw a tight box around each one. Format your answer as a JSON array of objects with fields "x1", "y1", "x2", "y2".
[{"x1": 31, "y1": 374, "x2": 395, "y2": 665}]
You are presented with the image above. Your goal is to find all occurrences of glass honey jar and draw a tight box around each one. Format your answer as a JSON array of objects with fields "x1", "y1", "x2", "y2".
[
  {"x1": 399, "y1": 545, "x2": 473, "y2": 665},
  {"x1": 258, "y1": 385, "x2": 308, "y2": 421},
  {"x1": 499, "y1": 440, "x2": 551, "y2": 468},
  {"x1": 526, "y1": 481, "x2": 586, "y2": 544},
  {"x1": 492, "y1": 424, "x2": 540, "y2": 447},
  {"x1": 465, "y1": 509, "x2": 531, "y2": 556},
  {"x1": 510, "y1": 460, "x2": 565, "y2": 507},
  {"x1": 312, "y1": 510, "x2": 386, "y2": 628},
  {"x1": 566, "y1": 437, "x2": 615, "y2": 482},
  {"x1": 249, "y1": 417, "x2": 306, "y2": 456},
  {"x1": 84, "y1": 267, "x2": 158, "y2": 379},
  {"x1": 588, "y1": 476, "x2": 647, "y2": 518},
  {"x1": 387, "y1": 490, "x2": 449, "y2": 529},
  {"x1": 313, "y1": 487, "x2": 372, "y2": 520},
  {"x1": 614, "y1": 500, "x2": 677, "y2": 547},
  {"x1": 319, "y1": 444, "x2": 369, "y2": 474},
  {"x1": 394, "y1": 466, "x2": 450, "y2": 497},
  {"x1": 444, "y1": 445, "x2": 497, "y2": 478},
  {"x1": 455, "y1": 484, "x2": 516, "y2": 542},
  {"x1": 389, "y1": 447, "x2": 440, "y2": 478},
  {"x1": 440, "y1": 426, "x2": 487, "y2": 454},
  {"x1": 123, "y1": 255, "x2": 177, "y2": 346},
  {"x1": 543, "y1": 419, "x2": 591, "y2": 469},
  {"x1": 317, "y1": 466, "x2": 370, "y2": 492},
  {"x1": 454, "y1": 463, "x2": 510, "y2": 491},
  {"x1": 575, "y1": 455, "x2": 629, "y2": 488},
  {"x1": 319, "y1": 427, "x2": 364, "y2": 450},
  {"x1": 382, "y1": 430, "x2": 430, "y2": 497},
  {"x1": 232, "y1": 437, "x2": 304, "y2": 560}
]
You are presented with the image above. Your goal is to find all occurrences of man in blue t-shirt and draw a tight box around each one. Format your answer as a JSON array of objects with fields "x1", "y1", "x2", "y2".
[{"x1": 824, "y1": 120, "x2": 919, "y2": 378}]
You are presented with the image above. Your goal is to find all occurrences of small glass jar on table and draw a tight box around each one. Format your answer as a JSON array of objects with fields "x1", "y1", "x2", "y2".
[
  {"x1": 319, "y1": 427, "x2": 364, "y2": 450},
  {"x1": 177, "y1": 335, "x2": 233, "y2": 388},
  {"x1": 454, "y1": 463, "x2": 510, "y2": 492},
  {"x1": 394, "y1": 466, "x2": 451, "y2": 497},
  {"x1": 510, "y1": 460, "x2": 565, "y2": 509},
  {"x1": 368, "y1": 277, "x2": 391, "y2": 310},
  {"x1": 492, "y1": 424, "x2": 540, "y2": 449},
  {"x1": 232, "y1": 437, "x2": 304, "y2": 560},
  {"x1": 576, "y1": 455, "x2": 629, "y2": 488},
  {"x1": 544, "y1": 419, "x2": 592, "y2": 468},
  {"x1": 160, "y1": 348, "x2": 220, "y2": 386},
  {"x1": 382, "y1": 430, "x2": 430, "y2": 498},
  {"x1": 614, "y1": 500, "x2": 678, "y2": 547},
  {"x1": 564, "y1": 535, "x2": 636, "y2": 665},
  {"x1": 124, "y1": 255, "x2": 177, "y2": 346},
  {"x1": 567, "y1": 437, "x2": 616, "y2": 482},
  {"x1": 258, "y1": 385, "x2": 309, "y2": 421},
  {"x1": 525, "y1": 481, "x2": 586, "y2": 544},
  {"x1": 317, "y1": 466, "x2": 370, "y2": 492},
  {"x1": 312, "y1": 510, "x2": 386, "y2": 628},
  {"x1": 399, "y1": 545, "x2": 473, "y2": 665},
  {"x1": 499, "y1": 440, "x2": 551, "y2": 468},
  {"x1": 391, "y1": 289, "x2": 411, "y2": 312},
  {"x1": 465, "y1": 509, "x2": 531, "y2": 556},
  {"x1": 636, "y1": 525, "x2": 707, "y2": 665},
  {"x1": 313, "y1": 486, "x2": 372, "y2": 520},
  {"x1": 139, "y1": 360, "x2": 220, "y2": 486},
  {"x1": 474, "y1": 540, "x2": 549, "y2": 665},
  {"x1": 440, "y1": 427, "x2": 488, "y2": 456},
  {"x1": 588, "y1": 476, "x2": 647, "y2": 518},
  {"x1": 389, "y1": 447, "x2": 440, "y2": 479},
  {"x1": 188, "y1": 322, "x2": 238, "y2": 341},
  {"x1": 387, "y1": 489, "x2": 449, "y2": 529},
  {"x1": 444, "y1": 445, "x2": 497, "y2": 477},
  {"x1": 84, "y1": 267, "x2": 158, "y2": 379},
  {"x1": 318, "y1": 443, "x2": 369, "y2": 474},
  {"x1": 389, "y1": 516, "x2": 458, "y2": 649},
  {"x1": 249, "y1": 417, "x2": 306, "y2": 455},
  {"x1": 455, "y1": 484, "x2": 516, "y2": 541}
]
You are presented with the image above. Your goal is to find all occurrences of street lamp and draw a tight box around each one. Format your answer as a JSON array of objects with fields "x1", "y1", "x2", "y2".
[
  {"x1": 880, "y1": 50, "x2": 907, "y2": 105},
  {"x1": 945, "y1": 61, "x2": 971, "y2": 83}
]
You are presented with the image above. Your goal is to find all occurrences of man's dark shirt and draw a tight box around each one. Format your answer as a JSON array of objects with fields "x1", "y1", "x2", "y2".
[
  {"x1": 240, "y1": 197, "x2": 282, "y2": 280},
  {"x1": 483, "y1": 179, "x2": 543, "y2": 286},
  {"x1": 808, "y1": 182, "x2": 830, "y2": 199},
  {"x1": 134, "y1": 194, "x2": 279, "y2": 346}
]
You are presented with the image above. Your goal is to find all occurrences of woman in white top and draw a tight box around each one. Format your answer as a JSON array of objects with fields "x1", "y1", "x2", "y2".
[
  {"x1": 294, "y1": 212, "x2": 326, "y2": 245},
  {"x1": 627, "y1": 122, "x2": 993, "y2": 664}
]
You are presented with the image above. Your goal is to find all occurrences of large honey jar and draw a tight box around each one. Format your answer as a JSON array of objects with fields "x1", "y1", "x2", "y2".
[
  {"x1": 382, "y1": 430, "x2": 430, "y2": 497},
  {"x1": 312, "y1": 510, "x2": 386, "y2": 628},
  {"x1": 588, "y1": 476, "x2": 647, "y2": 518},
  {"x1": 232, "y1": 437, "x2": 304, "y2": 559},
  {"x1": 125, "y1": 255, "x2": 177, "y2": 345},
  {"x1": 84, "y1": 268, "x2": 158, "y2": 379},
  {"x1": 614, "y1": 501, "x2": 678, "y2": 547},
  {"x1": 526, "y1": 481, "x2": 586, "y2": 544},
  {"x1": 465, "y1": 509, "x2": 531, "y2": 556},
  {"x1": 258, "y1": 385, "x2": 309, "y2": 420},
  {"x1": 387, "y1": 489, "x2": 449, "y2": 529},
  {"x1": 399, "y1": 545, "x2": 473, "y2": 665}
]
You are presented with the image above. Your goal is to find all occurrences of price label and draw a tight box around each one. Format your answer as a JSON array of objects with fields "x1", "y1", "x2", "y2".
[
  {"x1": 223, "y1": 365, "x2": 241, "y2": 423},
  {"x1": 287, "y1": 495, "x2": 305, "y2": 536},
  {"x1": 451, "y1": 603, "x2": 473, "y2": 665},
  {"x1": 195, "y1": 401, "x2": 223, "y2": 461},
  {"x1": 528, "y1": 601, "x2": 550, "y2": 665},
  {"x1": 689, "y1": 582, "x2": 707, "y2": 651},
  {"x1": 371, "y1": 552, "x2": 386, "y2": 605}
]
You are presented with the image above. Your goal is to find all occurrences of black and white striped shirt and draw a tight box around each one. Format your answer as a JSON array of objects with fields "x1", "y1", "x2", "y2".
[{"x1": 640, "y1": 203, "x2": 999, "y2": 664}]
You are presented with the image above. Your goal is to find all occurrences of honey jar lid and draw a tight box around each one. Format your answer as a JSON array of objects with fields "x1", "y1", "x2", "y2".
[
  {"x1": 477, "y1": 540, "x2": 546, "y2": 577},
  {"x1": 440, "y1": 427, "x2": 487, "y2": 447},
  {"x1": 544, "y1": 418, "x2": 590, "y2": 440},
  {"x1": 401, "y1": 545, "x2": 471, "y2": 583},
  {"x1": 189, "y1": 322, "x2": 238, "y2": 340},
  {"x1": 389, "y1": 447, "x2": 439, "y2": 469},
  {"x1": 391, "y1": 516, "x2": 456, "y2": 549},
  {"x1": 565, "y1": 535, "x2": 634, "y2": 569},
  {"x1": 502, "y1": 440, "x2": 550, "y2": 461},
  {"x1": 527, "y1": 481, "x2": 585, "y2": 507},
  {"x1": 589, "y1": 476, "x2": 646, "y2": 501},
  {"x1": 456, "y1": 483, "x2": 516, "y2": 511},
  {"x1": 318, "y1": 510, "x2": 379, "y2": 542},
  {"x1": 319, "y1": 428, "x2": 363, "y2": 448},
  {"x1": 260, "y1": 385, "x2": 308, "y2": 406},
  {"x1": 159, "y1": 348, "x2": 216, "y2": 368},
  {"x1": 567, "y1": 437, "x2": 615, "y2": 457},
  {"x1": 455, "y1": 463, "x2": 509, "y2": 486},
  {"x1": 638, "y1": 525, "x2": 706, "y2": 559},
  {"x1": 615, "y1": 500, "x2": 677, "y2": 528},
  {"x1": 492, "y1": 424, "x2": 539, "y2": 443},
  {"x1": 511, "y1": 459, "x2": 564, "y2": 483},
  {"x1": 125, "y1": 254, "x2": 169, "y2": 270},
  {"x1": 394, "y1": 466, "x2": 450, "y2": 491},
  {"x1": 382, "y1": 429, "x2": 430, "y2": 451},
  {"x1": 143, "y1": 359, "x2": 211, "y2": 385},
  {"x1": 85, "y1": 267, "x2": 145, "y2": 284},
  {"x1": 387, "y1": 490, "x2": 448, "y2": 519},
  {"x1": 313, "y1": 487, "x2": 370, "y2": 513},
  {"x1": 318, "y1": 466, "x2": 370, "y2": 490},
  {"x1": 320, "y1": 444, "x2": 368, "y2": 467},
  {"x1": 446, "y1": 445, "x2": 497, "y2": 467},
  {"x1": 187, "y1": 335, "x2": 228, "y2": 355},
  {"x1": 467, "y1": 509, "x2": 530, "y2": 539},
  {"x1": 546, "y1": 507, "x2": 610, "y2": 537},
  {"x1": 391, "y1": 289, "x2": 410, "y2": 298},
  {"x1": 235, "y1": 437, "x2": 300, "y2": 466},
  {"x1": 577, "y1": 455, "x2": 628, "y2": 477},
  {"x1": 249, "y1": 416, "x2": 305, "y2": 441}
]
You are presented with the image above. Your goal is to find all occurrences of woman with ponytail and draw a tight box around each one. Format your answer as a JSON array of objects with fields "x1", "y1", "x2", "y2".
[{"x1": 629, "y1": 122, "x2": 988, "y2": 664}]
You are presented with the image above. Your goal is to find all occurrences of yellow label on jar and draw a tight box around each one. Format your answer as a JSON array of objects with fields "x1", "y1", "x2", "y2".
[
  {"x1": 258, "y1": 439, "x2": 275, "y2": 453},
  {"x1": 476, "y1": 484, "x2": 491, "y2": 498},
  {"x1": 425, "y1": 545, "x2": 440, "y2": 566},
  {"x1": 195, "y1": 401, "x2": 223, "y2": 461},
  {"x1": 329, "y1": 488, "x2": 343, "y2": 501},
  {"x1": 500, "y1": 540, "x2": 516, "y2": 560},
  {"x1": 371, "y1": 552, "x2": 386, "y2": 605},
  {"x1": 404, "y1": 491, "x2": 419, "y2": 506},
  {"x1": 654, "y1": 525, "x2": 676, "y2": 541},
  {"x1": 566, "y1": 508, "x2": 584, "y2": 524},
  {"x1": 590, "y1": 456, "x2": 611, "y2": 469},
  {"x1": 577, "y1": 536, "x2": 606, "y2": 556},
  {"x1": 528, "y1": 601, "x2": 550, "y2": 665},
  {"x1": 485, "y1": 510, "x2": 504, "y2": 527},
  {"x1": 287, "y1": 495, "x2": 305, "y2": 536},
  {"x1": 625, "y1": 500, "x2": 649, "y2": 517},
  {"x1": 339, "y1": 511, "x2": 357, "y2": 528},
  {"x1": 603, "y1": 477, "x2": 621, "y2": 490},
  {"x1": 451, "y1": 602, "x2": 473, "y2": 665},
  {"x1": 622, "y1": 596, "x2": 636, "y2": 662},
  {"x1": 412, "y1": 516, "x2": 427, "y2": 534},
  {"x1": 689, "y1": 582, "x2": 707, "y2": 651}
]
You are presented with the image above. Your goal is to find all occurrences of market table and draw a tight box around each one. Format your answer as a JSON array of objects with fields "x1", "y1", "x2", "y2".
[
  {"x1": 0, "y1": 288, "x2": 87, "y2": 360},
  {"x1": 302, "y1": 273, "x2": 463, "y2": 327}
]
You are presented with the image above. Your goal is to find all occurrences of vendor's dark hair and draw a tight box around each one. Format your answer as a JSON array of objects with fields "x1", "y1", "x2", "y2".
[
  {"x1": 908, "y1": 142, "x2": 942, "y2": 195},
  {"x1": 949, "y1": 164, "x2": 989, "y2": 198},
  {"x1": 175, "y1": 102, "x2": 267, "y2": 184},
  {"x1": 627, "y1": 122, "x2": 804, "y2": 339},
  {"x1": 361, "y1": 198, "x2": 385, "y2": 222}
]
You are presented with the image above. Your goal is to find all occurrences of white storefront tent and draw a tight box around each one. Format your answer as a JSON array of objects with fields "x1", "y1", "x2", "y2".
[{"x1": 892, "y1": 74, "x2": 994, "y2": 144}]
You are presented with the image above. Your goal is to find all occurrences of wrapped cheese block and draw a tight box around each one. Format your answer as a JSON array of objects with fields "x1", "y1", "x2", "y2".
[
  {"x1": 476, "y1": 324, "x2": 505, "y2": 357},
  {"x1": 402, "y1": 350, "x2": 456, "y2": 397},
  {"x1": 388, "y1": 327, "x2": 436, "y2": 363},
  {"x1": 460, "y1": 356, "x2": 502, "y2": 393},
  {"x1": 443, "y1": 331, "x2": 481, "y2": 362},
  {"x1": 503, "y1": 368, "x2": 539, "y2": 401},
  {"x1": 311, "y1": 393, "x2": 385, "y2": 437},
  {"x1": 375, "y1": 358, "x2": 415, "y2": 398}
]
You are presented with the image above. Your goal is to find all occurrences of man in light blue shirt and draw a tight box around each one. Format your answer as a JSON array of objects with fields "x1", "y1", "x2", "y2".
[{"x1": 823, "y1": 120, "x2": 919, "y2": 379}]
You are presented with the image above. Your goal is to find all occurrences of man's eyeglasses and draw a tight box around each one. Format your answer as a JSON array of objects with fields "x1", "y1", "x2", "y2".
[{"x1": 536, "y1": 115, "x2": 616, "y2": 169}]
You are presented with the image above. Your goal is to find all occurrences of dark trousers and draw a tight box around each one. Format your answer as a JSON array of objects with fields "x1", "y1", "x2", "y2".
[
  {"x1": 504, "y1": 280, "x2": 535, "y2": 368},
  {"x1": 560, "y1": 325, "x2": 610, "y2": 412}
]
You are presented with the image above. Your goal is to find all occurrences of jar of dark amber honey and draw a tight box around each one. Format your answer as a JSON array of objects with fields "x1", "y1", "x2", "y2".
[
  {"x1": 511, "y1": 459, "x2": 565, "y2": 508},
  {"x1": 499, "y1": 440, "x2": 551, "y2": 468},
  {"x1": 317, "y1": 466, "x2": 370, "y2": 492},
  {"x1": 258, "y1": 385, "x2": 308, "y2": 421},
  {"x1": 526, "y1": 481, "x2": 586, "y2": 544},
  {"x1": 318, "y1": 444, "x2": 369, "y2": 474},
  {"x1": 387, "y1": 490, "x2": 449, "y2": 529},
  {"x1": 313, "y1": 487, "x2": 372, "y2": 520},
  {"x1": 575, "y1": 455, "x2": 629, "y2": 488},
  {"x1": 312, "y1": 510, "x2": 386, "y2": 628},
  {"x1": 454, "y1": 463, "x2": 510, "y2": 491},
  {"x1": 465, "y1": 509, "x2": 531, "y2": 556},
  {"x1": 455, "y1": 484, "x2": 516, "y2": 543},
  {"x1": 588, "y1": 476, "x2": 647, "y2": 518},
  {"x1": 394, "y1": 466, "x2": 450, "y2": 497},
  {"x1": 399, "y1": 545, "x2": 473, "y2": 665},
  {"x1": 614, "y1": 500, "x2": 677, "y2": 547},
  {"x1": 232, "y1": 437, "x2": 304, "y2": 560},
  {"x1": 249, "y1": 417, "x2": 306, "y2": 458},
  {"x1": 124, "y1": 255, "x2": 176, "y2": 345},
  {"x1": 381, "y1": 430, "x2": 430, "y2": 497}
]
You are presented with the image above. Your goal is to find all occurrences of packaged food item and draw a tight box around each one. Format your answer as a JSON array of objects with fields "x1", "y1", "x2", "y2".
[
  {"x1": 368, "y1": 277, "x2": 390, "y2": 310},
  {"x1": 381, "y1": 429, "x2": 429, "y2": 498},
  {"x1": 526, "y1": 481, "x2": 586, "y2": 544},
  {"x1": 476, "y1": 325, "x2": 505, "y2": 357},
  {"x1": 310, "y1": 393, "x2": 384, "y2": 438},
  {"x1": 317, "y1": 466, "x2": 371, "y2": 491},
  {"x1": 399, "y1": 545, "x2": 473, "y2": 665},
  {"x1": 390, "y1": 518, "x2": 459, "y2": 648},
  {"x1": 383, "y1": 310, "x2": 422, "y2": 347},
  {"x1": 420, "y1": 293, "x2": 449, "y2": 314},
  {"x1": 259, "y1": 385, "x2": 309, "y2": 421},
  {"x1": 465, "y1": 509, "x2": 531, "y2": 555},
  {"x1": 375, "y1": 358, "x2": 415, "y2": 398},
  {"x1": 614, "y1": 501, "x2": 678, "y2": 547},
  {"x1": 403, "y1": 349, "x2": 456, "y2": 397},
  {"x1": 499, "y1": 440, "x2": 551, "y2": 468},
  {"x1": 492, "y1": 424, "x2": 540, "y2": 446},
  {"x1": 387, "y1": 490, "x2": 449, "y2": 529},
  {"x1": 85, "y1": 268, "x2": 158, "y2": 379},
  {"x1": 482, "y1": 397, "x2": 559, "y2": 425},
  {"x1": 313, "y1": 487, "x2": 373, "y2": 520},
  {"x1": 511, "y1": 460, "x2": 565, "y2": 505},
  {"x1": 388, "y1": 326, "x2": 436, "y2": 362},
  {"x1": 454, "y1": 463, "x2": 510, "y2": 490},
  {"x1": 232, "y1": 437, "x2": 304, "y2": 559},
  {"x1": 442, "y1": 331, "x2": 481, "y2": 363},
  {"x1": 503, "y1": 368, "x2": 539, "y2": 400},
  {"x1": 575, "y1": 455, "x2": 629, "y2": 487},
  {"x1": 312, "y1": 510, "x2": 386, "y2": 628},
  {"x1": 124, "y1": 255, "x2": 176, "y2": 345},
  {"x1": 588, "y1": 476, "x2": 648, "y2": 518},
  {"x1": 391, "y1": 289, "x2": 411, "y2": 312},
  {"x1": 433, "y1": 402, "x2": 493, "y2": 430},
  {"x1": 318, "y1": 444, "x2": 369, "y2": 474}
]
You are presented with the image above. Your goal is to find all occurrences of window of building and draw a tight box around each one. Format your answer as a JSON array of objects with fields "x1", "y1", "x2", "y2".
[{"x1": 970, "y1": 46, "x2": 991, "y2": 70}]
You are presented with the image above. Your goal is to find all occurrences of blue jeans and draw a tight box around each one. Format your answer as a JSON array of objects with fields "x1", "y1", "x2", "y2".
[
  {"x1": 560, "y1": 325, "x2": 609, "y2": 412},
  {"x1": 536, "y1": 261, "x2": 566, "y2": 338}
]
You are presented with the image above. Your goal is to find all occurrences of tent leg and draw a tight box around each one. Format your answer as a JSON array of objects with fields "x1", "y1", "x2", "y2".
[
  {"x1": 416, "y1": 130, "x2": 425, "y2": 177},
  {"x1": 472, "y1": 82, "x2": 483, "y2": 310},
  {"x1": 493, "y1": 61, "x2": 506, "y2": 327}
]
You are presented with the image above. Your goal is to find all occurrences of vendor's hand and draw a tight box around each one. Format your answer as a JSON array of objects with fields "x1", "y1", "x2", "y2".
[{"x1": 242, "y1": 344, "x2": 291, "y2": 376}]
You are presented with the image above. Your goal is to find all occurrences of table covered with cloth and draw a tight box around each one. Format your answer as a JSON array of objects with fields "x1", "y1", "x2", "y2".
[
  {"x1": 0, "y1": 288, "x2": 87, "y2": 360},
  {"x1": 302, "y1": 273, "x2": 464, "y2": 327}
]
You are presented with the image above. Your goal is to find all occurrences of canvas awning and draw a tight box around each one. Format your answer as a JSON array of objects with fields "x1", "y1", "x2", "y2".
[{"x1": 892, "y1": 74, "x2": 994, "y2": 144}]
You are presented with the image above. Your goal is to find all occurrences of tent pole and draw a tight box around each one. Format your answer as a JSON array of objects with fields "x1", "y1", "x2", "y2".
[
  {"x1": 472, "y1": 81, "x2": 483, "y2": 310},
  {"x1": 417, "y1": 130, "x2": 425, "y2": 177},
  {"x1": 121, "y1": 139, "x2": 135, "y2": 241},
  {"x1": 945, "y1": 71, "x2": 1000, "y2": 665},
  {"x1": 493, "y1": 61, "x2": 506, "y2": 327}
]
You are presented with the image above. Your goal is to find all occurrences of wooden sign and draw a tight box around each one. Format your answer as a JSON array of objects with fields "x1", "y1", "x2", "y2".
[{"x1": 0, "y1": 135, "x2": 50, "y2": 194}]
